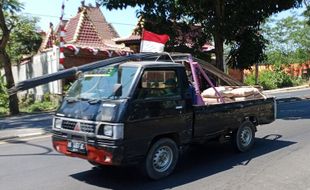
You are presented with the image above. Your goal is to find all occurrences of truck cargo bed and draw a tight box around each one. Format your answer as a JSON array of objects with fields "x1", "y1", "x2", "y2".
[{"x1": 193, "y1": 97, "x2": 276, "y2": 139}]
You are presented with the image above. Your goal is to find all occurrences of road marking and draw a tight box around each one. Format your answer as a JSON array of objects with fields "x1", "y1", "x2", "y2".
[{"x1": 0, "y1": 134, "x2": 52, "y2": 145}]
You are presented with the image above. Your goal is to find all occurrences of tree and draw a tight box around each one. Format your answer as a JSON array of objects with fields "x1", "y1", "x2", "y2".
[
  {"x1": 262, "y1": 15, "x2": 310, "y2": 65},
  {"x1": 0, "y1": 0, "x2": 23, "y2": 115},
  {"x1": 100, "y1": 0, "x2": 302, "y2": 71},
  {"x1": 0, "y1": 1, "x2": 41, "y2": 115},
  {"x1": 7, "y1": 16, "x2": 42, "y2": 64},
  {"x1": 304, "y1": 0, "x2": 310, "y2": 24}
]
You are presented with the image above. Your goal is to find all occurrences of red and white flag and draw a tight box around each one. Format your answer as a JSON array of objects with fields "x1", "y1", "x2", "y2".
[
  {"x1": 140, "y1": 29, "x2": 170, "y2": 53},
  {"x1": 202, "y1": 43, "x2": 215, "y2": 52}
]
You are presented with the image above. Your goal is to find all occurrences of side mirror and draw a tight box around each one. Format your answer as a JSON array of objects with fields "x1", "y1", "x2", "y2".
[
  {"x1": 75, "y1": 71, "x2": 83, "y2": 79},
  {"x1": 113, "y1": 83, "x2": 122, "y2": 97}
]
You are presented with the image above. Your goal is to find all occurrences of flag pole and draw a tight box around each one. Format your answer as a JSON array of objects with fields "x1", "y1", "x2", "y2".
[
  {"x1": 59, "y1": 0, "x2": 66, "y2": 68},
  {"x1": 139, "y1": 29, "x2": 144, "y2": 53}
]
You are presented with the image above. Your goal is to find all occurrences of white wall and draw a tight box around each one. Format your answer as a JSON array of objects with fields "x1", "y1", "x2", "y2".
[{"x1": 1, "y1": 46, "x2": 62, "y2": 100}]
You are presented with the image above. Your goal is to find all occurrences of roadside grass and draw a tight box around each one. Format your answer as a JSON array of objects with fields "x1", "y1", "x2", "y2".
[
  {"x1": 0, "y1": 96, "x2": 59, "y2": 117},
  {"x1": 19, "y1": 101, "x2": 58, "y2": 113},
  {"x1": 0, "y1": 107, "x2": 8, "y2": 117},
  {"x1": 0, "y1": 76, "x2": 59, "y2": 117}
]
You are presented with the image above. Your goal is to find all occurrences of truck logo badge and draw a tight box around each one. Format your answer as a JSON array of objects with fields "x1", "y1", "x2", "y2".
[{"x1": 74, "y1": 122, "x2": 81, "y2": 131}]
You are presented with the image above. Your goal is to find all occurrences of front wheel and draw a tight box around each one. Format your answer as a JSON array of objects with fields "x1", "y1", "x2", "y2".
[
  {"x1": 144, "y1": 138, "x2": 179, "y2": 180},
  {"x1": 232, "y1": 121, "x2": 255, "y2": 152}
]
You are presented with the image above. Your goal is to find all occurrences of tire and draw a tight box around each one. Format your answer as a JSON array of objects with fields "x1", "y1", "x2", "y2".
[
  {"x1": 144, "y1": 138, "x2": 179, "y2": 180},
  {"x1": 232, "y1": 121, "x2": 255, "y2": 152}
]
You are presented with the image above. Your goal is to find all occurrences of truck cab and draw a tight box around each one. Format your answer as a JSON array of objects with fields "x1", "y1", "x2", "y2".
[{"x1": 52, "y1": 61, "x2": 193, "y2": 174}]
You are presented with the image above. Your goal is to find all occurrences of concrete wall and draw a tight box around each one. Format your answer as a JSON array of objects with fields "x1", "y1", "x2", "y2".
[{"x1": 1, "y1": 46, "x2": 62, "y2": 100}]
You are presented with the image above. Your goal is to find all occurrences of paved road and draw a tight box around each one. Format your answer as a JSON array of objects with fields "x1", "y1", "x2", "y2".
[
  {"x1": 0, "y1": 96, "x2": 310, "y2": 189},
  {"x1": 265, "y1": 87, "x2": 310, "y2": 99},
  {"x1": 0, "y1": 112, "x2": 53, "y2": 140},
  {"x1": 0, "y1": 112, "x2": 53, "y2": 130},
  {"x1": 0, "y1": 87, "x2": 308, "y2": 140}
]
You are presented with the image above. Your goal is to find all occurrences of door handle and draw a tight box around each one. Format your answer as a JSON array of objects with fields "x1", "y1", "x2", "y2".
[{"x1": 175, "y1": 105, "x2": 183, "y2": 110}]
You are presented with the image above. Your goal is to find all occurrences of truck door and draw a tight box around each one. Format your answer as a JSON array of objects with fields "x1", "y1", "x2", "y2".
[{"x1": 125, "y1": 68, "x2": 192, "y2": 157}]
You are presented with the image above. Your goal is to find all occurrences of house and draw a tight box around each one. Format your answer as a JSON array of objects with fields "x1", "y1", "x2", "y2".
[
  {"x1": 40, "y1": 3, "x2": 131, "y2": 69},
  {"x1": 9, "y1": 3, "x2": 131, "y2": 100},
  {"x1": 114, "y1": 34, "x2": 141, "y2": 53}
]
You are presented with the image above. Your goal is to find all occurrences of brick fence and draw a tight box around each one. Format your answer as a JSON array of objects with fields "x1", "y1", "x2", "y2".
[{"x1": 229, "y1": 60, "x2": 310, "y2": 82}]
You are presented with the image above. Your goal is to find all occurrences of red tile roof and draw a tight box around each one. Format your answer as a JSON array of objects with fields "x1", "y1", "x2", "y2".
[
  {"x1": 115, "y1": 34, "x2": 141, "y2": 44},
  {"x1": 64, "y1": 14, "x2": 80, "y2": 43},
  {"x1": 85, "y1": 7, "x2": 119, "y2": 39},
  {"x1": 65, "y1": 6, "x2": 128, "y2": 51},
  {"x1": 75, "y1": 13, "x2": 103, "y2": 46},
  {"x1": 40, "y1": 6, "x2": 130, "y2": 52},
  {"x1": 39, "y1": 28, "x2": 55, "y2": 50}
]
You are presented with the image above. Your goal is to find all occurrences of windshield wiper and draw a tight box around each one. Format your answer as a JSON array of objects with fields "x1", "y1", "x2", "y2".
[
  {"x1": 66, "y1": 97, "x2": 89, "y2": 103},
  {"x1": 66, "y1": 97, "x2": 105, "y2": 104},
  {"x1": 79, "y1": 97, "x2": 89, "y2": 101},
  {"x1": 66, "y1": 97, "x2": 78, "y2": 103},
  {"x1": 88, "y1": 98, "x2": 101, "y2": 104}
]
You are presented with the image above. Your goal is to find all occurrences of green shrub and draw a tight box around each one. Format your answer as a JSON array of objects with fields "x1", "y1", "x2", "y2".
[
  {"x1": 63, "y1": 82, "x2": 73, "y2": 93},
  {"x1": 0, "y1": 107, "x2": 8, "y2": 116},
  {"x1": 244, "y1": 73, "x2": 256, "y2": 86},
  {"x1": 20, "y1": 101, "x2": 58, "y2": 113},
  {"x1": 43, "y1": 93, "x2": 51, "y2": 102},
  {"x1": 0, "y1": 74, "x2": 59, "y2": 115},
  {"x1": 275, "y1": 71, "x2": 293, "y2": 88},
  {"x1": 258, "y1": 70, "x2": 278, "y2": 90},
  {"x1": 291, "y1": 77, "x2": 307, "y2": 86},
  {"x1": 19, "y1": 93, "x2": 59, "y2": 113},
  {"x1": 244, "y1": 68, "x2": 294, "y2": 90}
]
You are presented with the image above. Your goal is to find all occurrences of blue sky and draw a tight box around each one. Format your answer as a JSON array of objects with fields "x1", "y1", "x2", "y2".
[
  {"x1": 21, "y1": 0, "x2": 138, "y2": 37},
  {"x1": 272, "y1": 6, "x2": 306, "y2": 20},
  {"x1": 21, "y1": 0, "x2": 305, "y2": 38}
]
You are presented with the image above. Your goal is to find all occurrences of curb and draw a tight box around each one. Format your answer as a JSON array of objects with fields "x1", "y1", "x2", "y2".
[
  {"x1": 264, "y1": 85, "x2": 309, "y2": 94},
  {"x1": 0, "y1": 111, "x2": 54, "y2": 120},
  {"x1": 0, "y1": 130, "x2": 51, "y2": 141}
]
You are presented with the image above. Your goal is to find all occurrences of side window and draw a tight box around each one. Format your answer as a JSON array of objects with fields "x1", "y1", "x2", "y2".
[{"x1": 136, "y1": 70, "x2": 181, "y2": 99}]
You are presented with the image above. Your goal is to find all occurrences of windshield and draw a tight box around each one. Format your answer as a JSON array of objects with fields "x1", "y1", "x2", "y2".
[{"x1": 67, "y1": 65, "x2": 138, "y2": 100}]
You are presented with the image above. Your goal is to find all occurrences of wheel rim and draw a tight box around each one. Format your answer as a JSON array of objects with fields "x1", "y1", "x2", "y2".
[
  {"x1": 240, "y1": 126, "x2": 252, "y2": 147},
  {"x1": 152, "y1": 145, "x2": 173, "y2": 173}
]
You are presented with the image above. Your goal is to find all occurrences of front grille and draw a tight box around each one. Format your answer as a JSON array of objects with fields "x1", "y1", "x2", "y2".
[{"x1": 61, "y1": 120, "x2": 96, "y2": 133}]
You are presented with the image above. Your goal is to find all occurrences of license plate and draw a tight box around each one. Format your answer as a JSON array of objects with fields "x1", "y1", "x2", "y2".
[{"x1": 67, "y1": 140, "x2": 87, "y2": 154}]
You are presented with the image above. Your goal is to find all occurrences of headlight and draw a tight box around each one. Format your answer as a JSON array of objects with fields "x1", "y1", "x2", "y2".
[
  {"x1": 97, "y1": 124, "x2": 124, "y2": 139},
  {"x1": 101, "y1": 104, "x2": 116, "y2": 121},
  {"x1": 103, "y1": 125, "x2": 113, "y2": 137},
  {"x1": 54, "y1": 118, "x2": 62, "y2": 129}
]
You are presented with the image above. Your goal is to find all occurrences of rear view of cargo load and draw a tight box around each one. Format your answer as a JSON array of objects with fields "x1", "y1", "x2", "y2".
[{"x1": 201, "y1": 86, "x2": 265, "y2": 104}]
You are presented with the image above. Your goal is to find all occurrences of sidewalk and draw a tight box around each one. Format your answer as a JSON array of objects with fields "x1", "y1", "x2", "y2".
[
  {"x1": 263, "y1": 85, "x2": 310, "y2": 100},
  {"x1": 0, "y1": 112, "x2": 53, "y2": 141},
  {"x1": 263, "y1": 84, "x2": 309, "y2": 94}
]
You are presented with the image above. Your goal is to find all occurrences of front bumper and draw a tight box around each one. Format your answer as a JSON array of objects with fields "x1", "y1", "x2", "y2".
[{"x1": 52, "y1": 134, "x2": 124, "y2": 165}]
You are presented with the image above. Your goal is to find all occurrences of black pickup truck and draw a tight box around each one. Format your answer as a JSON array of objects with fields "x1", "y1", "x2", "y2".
[{"x1": 51, "y1": 55, "x2": 276, "y2": 179}]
